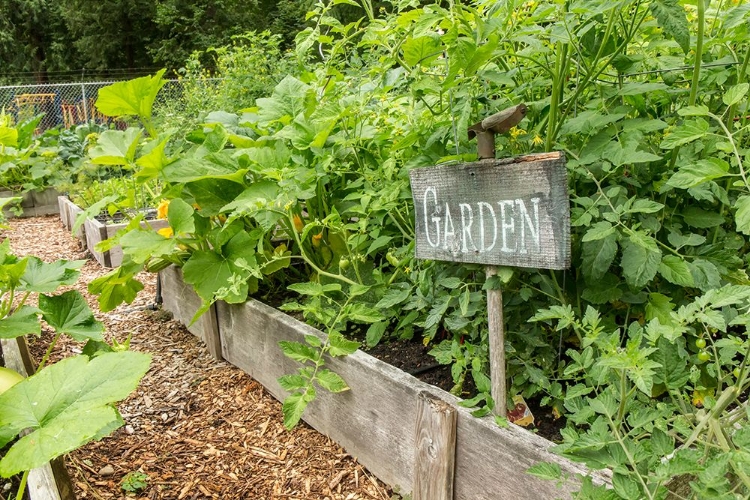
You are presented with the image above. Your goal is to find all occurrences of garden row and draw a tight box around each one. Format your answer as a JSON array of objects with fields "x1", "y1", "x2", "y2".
[{"x1": 2, "y1": 0, "x2": 750, "y2": 498}]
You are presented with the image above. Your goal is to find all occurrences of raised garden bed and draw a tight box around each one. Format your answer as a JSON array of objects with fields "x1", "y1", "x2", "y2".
[
  {"x1": 159, "y1": 266, "x2": 608, "y2": 499},
  {"x1": 0, "y1": 188, "x2": 60, "y2": 218},
  {"x1": 57, "y1": 197, "x2": 168, "y2": 268}
]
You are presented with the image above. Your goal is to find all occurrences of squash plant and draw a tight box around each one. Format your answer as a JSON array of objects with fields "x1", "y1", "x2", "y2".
[{"x1": 0, "y1": 234, "x2": 149, "y2": 499}]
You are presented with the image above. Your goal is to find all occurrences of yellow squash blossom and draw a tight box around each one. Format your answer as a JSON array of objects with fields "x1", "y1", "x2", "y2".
[
  {"x1": 157, "y1": 227, "x2": 174, "y2": 238},
  {"x1": 157, "y1": 199, "x2": 170, "y2": 219}
]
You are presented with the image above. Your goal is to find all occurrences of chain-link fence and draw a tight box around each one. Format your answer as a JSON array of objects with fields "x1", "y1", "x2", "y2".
[{"x1": 0, "y1": 79, "x2": 195, "y2": 132}]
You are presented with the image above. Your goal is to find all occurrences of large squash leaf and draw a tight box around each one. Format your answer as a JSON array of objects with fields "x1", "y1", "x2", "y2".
[
  {"x1": 21, "y1": 257, "x2": 85, "y2": 293},
  {"x1": 38, "y1": 291, "x2": 104, "y2": 342},
  {"x1": 0, "y1": 351, "x2": 150, "y2": 476},
  {"x1": 95, "y1": 69, "x2": 166, "y2": 121}
]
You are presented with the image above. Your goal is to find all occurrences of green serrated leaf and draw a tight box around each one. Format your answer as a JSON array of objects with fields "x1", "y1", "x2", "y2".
[
  {"x1": 279, "y1": 341, "x2": 319, "y2": 363},
  {"x1": 95, "y1": 70, "x2": 166, "y2": 121},
  {"x1": 668, "y1": 159, "x2": 729, "y2": 189},
  {"x1": 38, "y1": 291, "x2": 104, "y2": 342},
  {"x1": 88, "y1": 262, "x2": 145, "y2": 312},
  {"x1": 0, "y1": 351, "x2": 150, "y2": 476},
  {"x1": 167, "y1": 198, "x2": 195, "y2": 235},
  {"x1": 734, "y1": 196, "x2": 750, "y2": 235},
  {"x1": 621, "y1": 235, "x2": 662, "y2": 288},
  {"x1": 660, "y1": 119, "x2": 709, "y2": 149},
  {"x1": 328, "y1": 331, "x2": 359, "y2": 357},
  {"x1": 0, "y1": 306, "x2": 41, "y2": 339},
  {"x1": 649, "y1": 0, "x2": 690, "y2": 54},
  {"x1": 315, "y1": 369, "x2": 349, "y2": 393},
  {"x1": 658, "y1": 255, "x2": 695, "y2": 287},
  {"x1": 526, "y1": 462, "x2": 562, "y2": 481},
  {"x1": 366, "y1": 321, "x2": 388, "y2": 347},
  {"x1": 20, "y1": 257, "x2": 85, "y2": 293},
  {"x1": 582, "y1": 234, "x2": 618, "y2": 282},
  {"x1": 724, "y1": 83, "x2": 749, "y2": 107}
]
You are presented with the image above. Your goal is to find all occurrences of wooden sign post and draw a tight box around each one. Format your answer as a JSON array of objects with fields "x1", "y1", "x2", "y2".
[{"x1": 409, "y1": 106, "x2": 570, "y2": 417}]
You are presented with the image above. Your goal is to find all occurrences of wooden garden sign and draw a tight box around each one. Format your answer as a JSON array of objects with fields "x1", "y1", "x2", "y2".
[
  {"x1": 409, "y1": 152, "x2": 570, "y2": 269},
  {"x1": 409, "y1": 113, "x2": 570, "y2": 422}
]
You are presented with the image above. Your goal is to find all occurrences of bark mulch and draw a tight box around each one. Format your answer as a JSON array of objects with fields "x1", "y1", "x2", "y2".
[{"x1": 3, "y1": 215, "x2": 394, "y2": 500}]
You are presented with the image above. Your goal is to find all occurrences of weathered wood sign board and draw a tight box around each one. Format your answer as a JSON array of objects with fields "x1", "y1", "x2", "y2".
[{"x1": 409, "y1": 151, "x2": 570, "y2": 269}]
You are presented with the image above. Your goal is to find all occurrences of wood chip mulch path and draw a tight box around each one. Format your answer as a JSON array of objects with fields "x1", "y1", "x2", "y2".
[{"x1": 3, "y1": 215, "x2": 393, "y2": 500}]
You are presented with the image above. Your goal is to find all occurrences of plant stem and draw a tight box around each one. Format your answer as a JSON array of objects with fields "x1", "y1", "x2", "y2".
[
  {"x1": 36, "y1": 331, "x2": 63, "y2": 372},
  {"x1": 15, "y1": 470, "x2": 29, "y2": 500}
]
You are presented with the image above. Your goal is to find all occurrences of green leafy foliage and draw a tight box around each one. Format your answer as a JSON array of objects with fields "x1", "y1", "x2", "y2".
[{"x1": 0, "y1": 351, "x2": 150, "y2": 476}]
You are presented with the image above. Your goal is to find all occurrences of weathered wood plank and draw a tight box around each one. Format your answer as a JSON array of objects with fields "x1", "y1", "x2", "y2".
[
  {"x1": 486, "y1": 266, "x2": 506, "y2": 417},
  {"x1": 159, "y1": 267, "x2": 222, "y2": 360},
  {"x1": 84, "y1": 215, "x2": 168, "y2": 268},
  {"x1": 409, "y1": 151, "x2": 570, "y2": 269},
  {"x1": 413, "y1": 392, "x2": 456, "y2": 500},
  {"x1": 1, "y1": 337, "x2": 75, "y2": 500},
  {"x1": 58, "y1": 197, "x2": 85, "y2": 240},
  {"x1": 0, "y1": 189, "x2": 60, "y2": 218},
  {"x1": 214, "y1": 298, "x2": 606, "y2": 498}
]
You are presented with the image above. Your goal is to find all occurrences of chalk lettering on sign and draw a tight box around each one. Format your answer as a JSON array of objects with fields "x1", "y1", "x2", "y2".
[{"x1": 422, "y1": 187, "x2": 543, "y2": 256}]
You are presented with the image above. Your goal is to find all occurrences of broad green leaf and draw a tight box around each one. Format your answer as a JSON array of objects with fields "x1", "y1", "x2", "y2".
[
  {"x1": 163, "y1": 156, "x2": 246, "y2": 184},
  {"x1": 660, "y1": 119, "x2": 709, "y2": 149},
  {"x1": 87, "y1": 262, "x2": 145, "y2": 312},
  {"x1": 581, "y1": 234, "x2": 618, "y2": 282},
  {"x1": 582, "y1": 275, "x2": 623, "y2": 304},
  {"x1": 20, "y1": 257, "x2": 85, "y2": 293},
  {"x1": 526, "y1": 462, "x2": 562, "y2": 481},
  {"x1": 402, "y1": 35, "x2": 442, "y2": 67},
  {"x1": 375, "y1": 288, "x2": 411, "y2": 309},
  {"x1": 658, "y1": 255, "x2": 695, "y2": 287},
  {"x1": 38, "y1": 291, "x2": 104, "y2": 342},
  {"x1": 281, "y1": 387, "x2": 315, "y2": 429},
  {"x1": 613, "y1": 472, "x2": 642, "y2": 500},
  {"x1": 724, "y1": 83, "x2": 749, "y2": 106},
  {"x1": 278, "y1": 374, "x2": 307, "y2": 392},
  {"x1": 135, "y1": 139, "x2": 170, "y2": 182},
  {"x1": 649, "y1": 0, "x2": 690, "y2": 54},
  {"x1": 0, "y1": 306, "x2": 41, "y2": 338},
  {"x1": 688, "y1": 259, "x2": 721, "y2": 291},
  {"x1": 186, "y1": 179, "x2": 245, "y2": 216},
  {"x1": 682, "y1": 207, "x2": 724, "y2": 228},
  {"x1": 367, "y1": 236, "x2": 393, "y2": 256},
  {"x1": 0, "y1": 351, "x2": 150, "y2": 476},
  {"x1": 621, "y1": 235, "x2": 661, "y2": 288},
  {"x1": 346, "y1": 303, "x2": 384, "y2": 324},
  {"x1": 582, "y1": 221, "x2": 615, "y2": 242},
  {"x1": 0, "y1": 127, "x2": 18, "y2": 148},
  {"x1": 677, "y1": 105, "x2": 709, "y2": 117},
  {"x1": 315, "y1": 369, "x2": 349, "y2": 393},
  {"x1": 366, "y1": 321, "x2": 388, "y2": 347},
  {"x1": 96, "y1": 70, "x2": 166, "y2": 120},
  {"x1": 645, "y1": 293, "x2": 675, "y2": 324},
  {"x1": 629, "y1": 199, "x2": 664, "y2": 214},
  {"x1": 202, "y1": 125, "x2": 229, "y2": 153},
  {"x1": 182, "y1": 231, "x2": 259, "y2": 303},
  {"x1": 734, "y1": 196, "x2": 750, "y2": 235},
  {"x1": 652, "y1": 336, "x2": 689, "y2": 390},
  {"x1": 120, "y1": 229, "x2": 177, "y2": 264},
  {"x1": 667, "y1": 159, "x2": 729, "y2": 189},
  {"x1": 88, "y1": 128, "x2": 143, "y2": 166},
  {"x1": 288, "y1": 282, "x2": 341, "y2": 297},
  {"x1": 257, "y1": 76, "x2": 311, "y2": 124},
  {"x1": 167, "y1": 198, "x2": 195, "y2": 235},
  {"x1": 328, "y1": 331, "x2": 359, "y2": 356},
  {"x1": 279, "y1": 341, "x2": 319, "y2": 363}
]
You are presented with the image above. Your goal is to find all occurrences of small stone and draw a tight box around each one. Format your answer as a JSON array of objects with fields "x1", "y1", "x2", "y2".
[
  {"x1": 125, "y1": 425, "x2": 135, "y2": 435},
  {"x1": 98, "y1": 465, "x2": 115, "y2": 476}
]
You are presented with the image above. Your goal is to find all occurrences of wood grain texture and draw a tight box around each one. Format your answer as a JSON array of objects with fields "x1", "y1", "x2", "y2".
[
  {"x1": 84, "y1": 215, "x2": 168, "y2": 268},
  {"x1": 213, "y1": 297, "x2": 609, "y2": 499},
  {"x1": 413, "y1": 392, "x2": 456, "y2": 500},
  {"x1": 57, "y1": 197, "x2": 85, "y2": 240},
  {"x1": 485, "y1": 266, "x2": 506, "y2": 418},
  {"x1": 0, "y1": 189, "x2": 60, "y2": 218},
  {"x1": 409, "y1": 151, "x2": 570, "y2": 269},
  {"x1": 0, "y1": 337, "x2": 73, "y2": 500},
  {"x1": 159, "y1": 266, "x2": 222, "y2": 360}
]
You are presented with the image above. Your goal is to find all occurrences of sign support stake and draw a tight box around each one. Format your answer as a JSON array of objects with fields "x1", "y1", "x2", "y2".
[
  {"x1": 484, "y1": 266, "x2": 507, "y2": 417},
  {"x1": 470, "y1": 104, "x2": 528, "y2": 418}
]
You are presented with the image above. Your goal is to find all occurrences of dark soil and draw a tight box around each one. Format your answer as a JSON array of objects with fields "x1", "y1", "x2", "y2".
[{"x1": 365, "y1": 337, "x2": 565, "y2": 442}]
